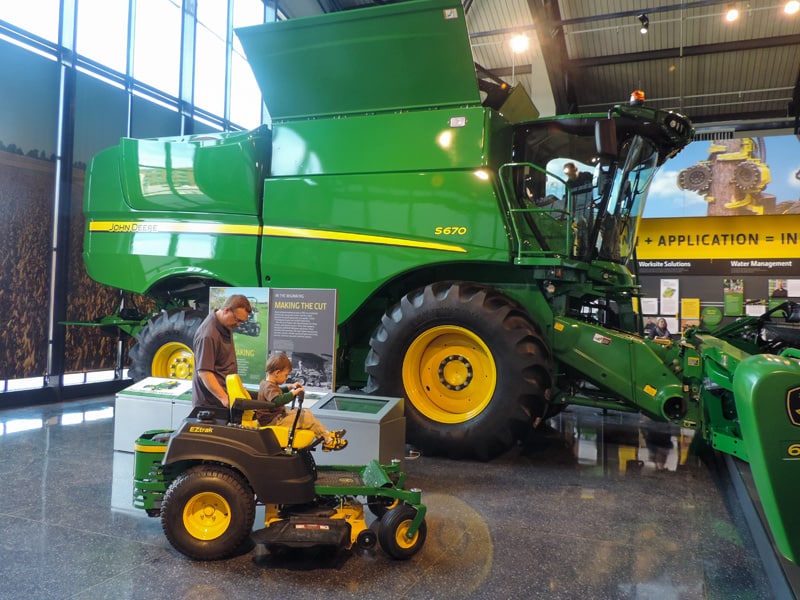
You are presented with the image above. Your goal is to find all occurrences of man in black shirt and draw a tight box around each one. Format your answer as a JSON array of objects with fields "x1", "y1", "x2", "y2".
[{"x1": 191, "y1": 294, "x2": 253, "y2": 408}]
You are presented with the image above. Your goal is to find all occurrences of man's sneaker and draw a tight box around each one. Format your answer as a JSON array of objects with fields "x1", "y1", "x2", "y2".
[
  {"x1": 322, "y1": 437, "x2": 348, "y2": 452},
  {"x1": 330, "y1": 429, "x2": 346, "y2": 439}
]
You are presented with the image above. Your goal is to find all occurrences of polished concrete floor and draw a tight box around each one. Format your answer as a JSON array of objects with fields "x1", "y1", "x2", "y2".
[{"x1": 1, "y1": 395, "x2": 798, "y2": 600}]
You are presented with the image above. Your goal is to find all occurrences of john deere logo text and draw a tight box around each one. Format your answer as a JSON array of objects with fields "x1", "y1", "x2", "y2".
[{"x1": 787, "y1": 388, "x2": 800, "y2": 427}]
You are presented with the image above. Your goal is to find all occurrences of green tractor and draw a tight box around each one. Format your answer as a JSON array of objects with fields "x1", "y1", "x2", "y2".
[
  {"x1": 84, "y1": 0, "x2": 800, "y2": 564},
  {"x1": 133, "y1": 392, "x2": 426, "y2": 561}
]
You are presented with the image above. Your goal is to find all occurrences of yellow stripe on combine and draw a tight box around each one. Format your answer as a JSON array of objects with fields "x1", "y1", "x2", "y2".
[
  {"x1": 89, "y1": 221, "x2": 259, "y2": 235},
  {"x1": 89, "y1": 221, "x2": 468, "y2": 254},
  {"x1": 262, "y1": 225, "x2": 467, "y2": 253}
]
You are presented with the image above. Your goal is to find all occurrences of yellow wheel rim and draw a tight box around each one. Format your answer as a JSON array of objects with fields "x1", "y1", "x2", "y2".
[
  {"x1": 395, "y1": 519, "x2": 419, "y2": 549},
  {"x1": 182, "y1": 491, "x2": 231, "y2": 540},
  {"x1": 152, "y1": 342, "x2": 194, "y2": 379},
  {"x1": 402, "y1": 325, "x2": 496, "y2": 424}
]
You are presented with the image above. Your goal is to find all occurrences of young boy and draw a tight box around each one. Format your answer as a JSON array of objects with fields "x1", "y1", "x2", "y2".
[{"x1": 257, "y1": 352, "x2": 347, "y2": 451}]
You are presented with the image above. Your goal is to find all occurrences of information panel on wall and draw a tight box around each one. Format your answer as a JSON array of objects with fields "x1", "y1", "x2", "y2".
[{"x1": 209, "y1": 287, "x2": 337, "y2": 392}]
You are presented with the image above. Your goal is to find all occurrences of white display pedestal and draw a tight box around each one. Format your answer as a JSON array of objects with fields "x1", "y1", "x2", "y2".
[
  {"x1": 113, "y1": 381, "x2": 405, "y2": 466},
  {"x1": 308, "y1": 393, "x2": 405, "y2": 466},
  {"x1": 113, "y1": 378, "x2": 194, "y2": 452}
]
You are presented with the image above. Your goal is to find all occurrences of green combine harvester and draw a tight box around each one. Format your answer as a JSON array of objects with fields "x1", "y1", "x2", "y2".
[{"x1": 82, "y1": 0, "x2": 800, "y2": 564}]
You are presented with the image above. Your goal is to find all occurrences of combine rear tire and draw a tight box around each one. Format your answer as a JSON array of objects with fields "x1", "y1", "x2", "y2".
[
  {"x1": 161, "y1": 465, "x2": 255, "y2": 560},
  {"x1": 128, "y1": 308, "x2": 205, "y2": 381},
  {"x1": 366, "y1": 281, "x2": 552, "y2": 460}
]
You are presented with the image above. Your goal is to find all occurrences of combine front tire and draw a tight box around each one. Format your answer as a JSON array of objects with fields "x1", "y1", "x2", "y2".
[
  {"x1": 128, "y1": 308, "x2": 205, "y2": 381},
  {"x1": 160, "y1": 465, "x2": 255, "y2": 560},
  {"x1": 366, "y1": 282, "x2": 552, "y2": 460}
]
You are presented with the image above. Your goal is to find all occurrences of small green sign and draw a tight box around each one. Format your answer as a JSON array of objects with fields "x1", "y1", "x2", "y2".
[{"x1": 701, "y1": 305, "x2": 723, "y2": 327}]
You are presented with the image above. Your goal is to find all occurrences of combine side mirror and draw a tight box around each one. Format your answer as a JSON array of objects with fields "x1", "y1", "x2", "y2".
[{"x1": 595, "y1": 119, "x2": 618, "y2": 164}]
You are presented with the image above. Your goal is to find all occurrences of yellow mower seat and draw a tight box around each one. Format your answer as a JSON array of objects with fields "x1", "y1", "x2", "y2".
[
  {"x1": 226, "y1": 373, "x2": 257, "y2": 426},
  {"x1": 225, "y1": 374, "x2": 316, "y2": 449}
]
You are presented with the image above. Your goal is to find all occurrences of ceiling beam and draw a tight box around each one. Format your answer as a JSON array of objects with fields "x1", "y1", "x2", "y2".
[
  {"x1": 527, "y1": 0, "x2": 579, "y2": 113},
  {"x1": 481, "y1": 64, "x2": 533, "y2": 78},
  {"x1": 548, "y1": 0, "x2": 747, "y2": 27},
  {"x1": 571, "y1": 34, "x2": 800, "y2": 69}
]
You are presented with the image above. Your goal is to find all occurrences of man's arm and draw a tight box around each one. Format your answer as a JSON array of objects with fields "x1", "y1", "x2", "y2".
[{"x1": 197, "y1": 370, "x2": 229, "y2": 408}]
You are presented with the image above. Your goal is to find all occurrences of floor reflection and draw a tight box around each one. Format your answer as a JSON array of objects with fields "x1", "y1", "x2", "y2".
[
  {"x1": 0, "y1": 396, "x2": 794, "y2": 599},
  {"x1": 0, "y1": 401, "x2": 114, "y2": 435},
  {"x1": 532, "y1": 406, "x2": 698, "y2": 476}
]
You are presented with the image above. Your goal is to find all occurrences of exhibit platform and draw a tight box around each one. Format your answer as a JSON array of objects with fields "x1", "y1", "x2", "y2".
[
  {"x1": 113, "y1": 378, "x2": 405, "y2": 465},
  {"x1": 2, "y1": 395, "x2": 799, "y2": 599}
]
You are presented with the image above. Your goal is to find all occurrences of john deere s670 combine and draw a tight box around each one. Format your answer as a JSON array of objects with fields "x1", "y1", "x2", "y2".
[{"x1": 83, "y1": 0, "x2": 800, "y2": 564}]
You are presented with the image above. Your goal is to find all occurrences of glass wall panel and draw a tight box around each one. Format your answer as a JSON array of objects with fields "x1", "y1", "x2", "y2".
[
  {"x1": 0, "y1": 0, "x2": 60, "y2": 43},
  {"x1": 133, "y1": 0, "x2": 181, "y2": 96},
  {"x1": 192, "y1": 118, "x2": 223, "y2": 134},
  {"x1": 194, "y1": 21, "x2": 226, "y2": 116},
  {"x1": 0, "y1": 39, "x2": 59, "y2": 379},
  {"x1": 73, "y1": 74, "x2": 128, "y2": 166},
  {"x1": 230, "y1": 51, "x2": 263, "y2": 128},
  {"x1": 131, "y1": 94, "x2": 181, "y2": 139},
  {"x1": 230, "y1": 0, "x2": 269, "y2": 128},
  {"x1": 1, "y1": 0, "x2": 273, "y2": 389},
  {"x1": 198, "y1": 0, "x2": 228, "y2": 37},
  {"x1": 76, "y1": 0, "x2": 129, "y2": 74},
  {"x1": 65, "y1": 71, "x2": 131, "y2": 373}
]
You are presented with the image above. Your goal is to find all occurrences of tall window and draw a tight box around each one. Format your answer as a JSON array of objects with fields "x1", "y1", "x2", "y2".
[
  {"x1": 76, "y1": 0, "x2": 129, "y2": 74},
  {"x1": 195, "y1": 0, "x2": 228, "y2": 116},
  {"x1": 133, "y1": 0, "x2": 181, "y2": 96},
  {"x1": 230, "y1": 0, "x2": 269, "y2": 128},
  {"x1": 0, "y1": 0, "x2": 272, "y2": 387},
  {"x1": 0, "y1": 1, "x2": 60, "y2": 43}
]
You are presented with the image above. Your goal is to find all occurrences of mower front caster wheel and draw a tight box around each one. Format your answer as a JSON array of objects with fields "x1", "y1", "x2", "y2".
[
  {"x1": 378, "y1": 505, "x2": 426, "y2": 560},
  {"x1": 357, "y1": 528, "x2": 378, "y2": 549}
]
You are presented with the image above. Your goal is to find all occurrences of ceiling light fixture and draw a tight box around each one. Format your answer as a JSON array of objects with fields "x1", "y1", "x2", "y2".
[
  {"x1": 725, "y1": 4, "x2": 740, "y2": 22},
  {"x1": 786, "y1": 1, "x2": 800, "y2": 15},
  {"x1": 509, "y1": 34, "x2": 530, "y2": 54},
  {"x1": 638, "y1": 13, "x2": 649, "y2": 34}
]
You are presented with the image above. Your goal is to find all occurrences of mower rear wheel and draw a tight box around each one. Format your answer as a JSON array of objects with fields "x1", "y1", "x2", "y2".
[
  {"x1": 378, "y1": 504, "x2": 426, "y2": 560},
  {"x1": 161, "y1": 465, "x2": 255, "y2": 560}
]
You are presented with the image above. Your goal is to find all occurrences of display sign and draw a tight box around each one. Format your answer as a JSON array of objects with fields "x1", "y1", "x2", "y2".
[
  {"x1": 209, "y1": 287, "x2": 337, "y2": 392},
  {"x1": 268, "y1": 288, "x2": 337, "y2": 393},
  {"x1": 209, "y1": 287, "x2": 270, "y2": 387},
  {"x1": 637, "y1": 215, "x2": 800, "y2": 261}
]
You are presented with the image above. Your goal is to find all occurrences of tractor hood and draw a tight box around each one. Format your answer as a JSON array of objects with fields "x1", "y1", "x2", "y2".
[{"x1": 236, "y1": 0, "x2": 481, "y2": 121}]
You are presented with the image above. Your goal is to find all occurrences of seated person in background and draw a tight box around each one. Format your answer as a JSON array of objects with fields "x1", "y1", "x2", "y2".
[
  {"x1": 653, "y1": 318, "x2": 671, "y2": 339},
  {"x1": 643, "y1": 317, "x2": 657, "y2": 339},
  {"x1": 772, "y1": 280, "x2": 788, "y2": 298},
  {"x1": 523, "y1": 174, "x2": 560, "y2": 208},
  {"x1": 256, "y1": 352, "x2": 347, "y2": 451}
]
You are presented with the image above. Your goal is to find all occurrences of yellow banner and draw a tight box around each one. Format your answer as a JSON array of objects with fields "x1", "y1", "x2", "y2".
[{"x1": 637, "y1": 215, "x2": 800, "y2": 260}]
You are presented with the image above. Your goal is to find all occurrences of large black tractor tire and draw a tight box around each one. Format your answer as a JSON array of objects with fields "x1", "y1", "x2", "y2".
[
  {"x1": 365, "y1": 281, "x2": 552, "y2": 460},
  {"x1": 128, "y1": 308, "x2": 205, "y2": 381},
  {"x1": 160, "y1": 465, "x2": 256, "y2": 561}
]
